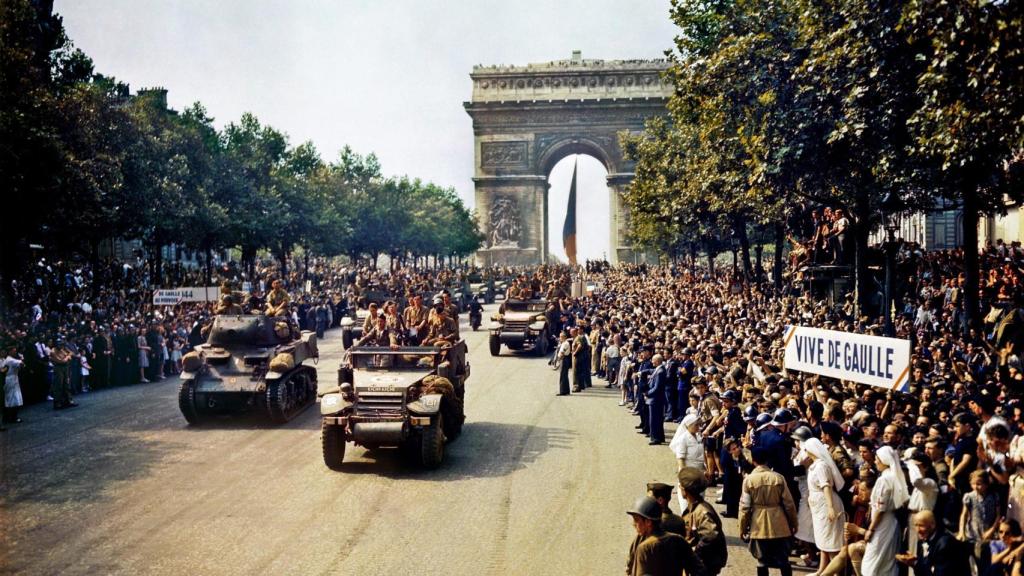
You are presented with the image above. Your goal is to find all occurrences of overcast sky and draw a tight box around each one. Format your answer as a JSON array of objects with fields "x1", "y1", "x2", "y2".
[{"x1": 56, "y1": 1, "x2": 678, "y2": 261}]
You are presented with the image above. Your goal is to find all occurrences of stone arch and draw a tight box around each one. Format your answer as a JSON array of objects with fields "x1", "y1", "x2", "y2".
[
  {"x1": 465, "y1": 53, "x2": 671, "y2": 265},
  {"x1": 536, "y1": 136, "x2": 615, "y2": 176}
]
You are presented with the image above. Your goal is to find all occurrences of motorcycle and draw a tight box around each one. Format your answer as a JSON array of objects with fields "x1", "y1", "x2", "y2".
[{"x1": 468, "y1": 294, "x2": 484, "y2": 331}]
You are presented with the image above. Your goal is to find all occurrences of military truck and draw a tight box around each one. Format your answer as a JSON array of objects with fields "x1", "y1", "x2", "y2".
[
  {"x1": 319, "y1": 341, "x2": 469, "y2": 470},
  {"x1": 489, "y1": 299, "x2": 552, "y2": 357},
  {"x1": 339, "y1": 287, "x2": 391, "y2": 349},
  {"x1": 468, "y1": 273, "x2": 496, "y2": 304},
  {"x1": 178, "y1": 314, "x2": 318, "y2": 424}
]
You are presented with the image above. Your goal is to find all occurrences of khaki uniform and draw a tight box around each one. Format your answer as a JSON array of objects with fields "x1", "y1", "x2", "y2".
[
  {"x1": 682, "y1": 499, "x2": 727, "y2": 576},
  {"x1": 423, "y1": 315, "x2": 458, "y2": 346},
  {"x1": 627, "y1": 528, "x2": 706, "y2": 576},
  {"x1": 403, "y1": 305, "x2": 429, "y2": 338},
  {"x1": 738, "y1": 465, "x2": 798, "y2": 539},
  {"x1": 357, "y1": 325, "x2": 399, "y2": 348},
  {"x1": 265, "y1": 287, "x2": 290, "y2": 316}
]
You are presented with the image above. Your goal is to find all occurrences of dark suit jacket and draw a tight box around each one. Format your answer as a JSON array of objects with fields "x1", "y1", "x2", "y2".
[
  {"x1": 915, "y1": 530, "x2": 970, "y2": 576},
  {"x1": 646, "y1": 365, "x2": 667, "y2": 406}
]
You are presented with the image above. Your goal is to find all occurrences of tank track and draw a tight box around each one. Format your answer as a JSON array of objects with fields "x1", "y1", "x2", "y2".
[
  {"x1": 266, "y1": 367, "x2": 317, "y2": 423},
  {"x1": 178, "y1": 379, "x2": 201, "y2": 425}
]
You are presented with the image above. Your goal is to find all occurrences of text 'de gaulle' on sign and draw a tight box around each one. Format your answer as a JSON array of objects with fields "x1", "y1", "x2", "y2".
[
  {"x1": 152, "y1": 287, "x2": 220, "y2": 306},
  {"x1": 783, "y1": 326, "x2": 912, "y2": 391}
]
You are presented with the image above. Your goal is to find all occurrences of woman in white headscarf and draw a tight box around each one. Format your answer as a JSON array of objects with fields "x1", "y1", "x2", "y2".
[
  {"x1": 670, "y1": 413, "x2": 705, "y2": 472},
  {"x1": 861, "y1": 446, "x2": 909, "y2": 576},
  {"x1": 804, "y1": 437, "x2": 847, "y2": 573}
]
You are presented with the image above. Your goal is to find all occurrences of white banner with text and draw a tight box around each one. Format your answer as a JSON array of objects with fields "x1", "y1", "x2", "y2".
[
  {"x1": 783, "y1": 326, "x2": 911, "y2": 391},
  {"x1": 152, "y1": 286, "x2": 220, "y2": 305}
]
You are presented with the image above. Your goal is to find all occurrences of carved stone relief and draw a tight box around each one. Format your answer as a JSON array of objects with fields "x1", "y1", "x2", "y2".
[
  {"x1": 481, "y1": 141, "x2": 528, "y2": 168},
  {"x1": 488, "y1": 196, "x2": 522, "y2": 248}
]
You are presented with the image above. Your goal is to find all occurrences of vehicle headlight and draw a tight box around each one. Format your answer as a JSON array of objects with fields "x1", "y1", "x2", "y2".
[
  {"x1": 340, "y1": 317, "x2": 354, "y2": 327},
  {"x1": 529, "y1": 321, "x2": 545, "y2": 332}
]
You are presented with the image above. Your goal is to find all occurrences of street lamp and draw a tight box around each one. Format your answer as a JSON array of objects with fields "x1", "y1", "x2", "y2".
[{"x1": 880, "y1": 192, "x2": 904, "y2": 336}]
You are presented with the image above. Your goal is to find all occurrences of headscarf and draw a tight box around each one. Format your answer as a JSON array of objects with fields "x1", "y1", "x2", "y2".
[
  {"x1": 682, "y1": 413, "x2": 700, "y2": 431},
  {"x1": 875, "y1": 446, "x2": 910, "y2": 510},
  {"x1": 802, "y1": 437, "x2": 845, "y2": 491}
]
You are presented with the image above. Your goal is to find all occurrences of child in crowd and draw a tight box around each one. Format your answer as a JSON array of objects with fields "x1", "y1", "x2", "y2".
[
  {"x1": 961, "y1": 469, "x2": 1002, "y2": 575},
  {"x1": 79, "y1": 350, "x2": 91, "y2": 392}
]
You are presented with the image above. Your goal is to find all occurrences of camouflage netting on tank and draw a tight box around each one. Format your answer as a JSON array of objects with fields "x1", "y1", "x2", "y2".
[
  {"x1": 422, "y1": 374, "x2": 464, "y2": 425},
  {"x1": 182, "y1": 352, "x2": 203, "y2": 373},
  {"x1": 269, "y1": 352, "x2": 295, "y2": 372}
]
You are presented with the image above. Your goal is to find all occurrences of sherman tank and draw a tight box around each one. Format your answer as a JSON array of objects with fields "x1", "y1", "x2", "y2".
[{"x1": 178, "y1": 314, "x2": 319, "y2": 424}]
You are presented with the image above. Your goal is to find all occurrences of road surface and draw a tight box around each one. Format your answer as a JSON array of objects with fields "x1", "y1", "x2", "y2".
[{"x1": 1, "y1": 304, "x2": 768, "y2": 575}]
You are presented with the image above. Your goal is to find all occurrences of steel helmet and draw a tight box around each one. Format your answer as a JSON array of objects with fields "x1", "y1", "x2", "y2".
[{"x1": 626, "y1": 496, "x2": 662, "y2": 521}]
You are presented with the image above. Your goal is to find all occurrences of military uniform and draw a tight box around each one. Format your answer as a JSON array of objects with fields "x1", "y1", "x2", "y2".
[
  {"x1": 628, "y1": 528, "x2": 707, "y2": 576},
  {"x1": 423, "y1": 315, "x2": 458, "y2": 346},
  {"x1": 682, "y1": 499, "x2": 727, "y2": 576},
  {"x1": 403, "y1": 304, "x2": 429, "y2": 343},
  {"x1": 265, "y1": 287, "x2": 290, "y2": 316},
  {"x1": 357, "y1": 324, "x2": 400, "y2": 348},
  {"x1": 49, "y1": 345, "x2": 74, "y2": 409},
  {"x1": 739, "y1": 464, "x2": 798, "y2": 569}
]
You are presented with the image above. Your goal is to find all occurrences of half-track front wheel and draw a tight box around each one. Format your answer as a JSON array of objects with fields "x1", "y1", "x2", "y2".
[
  {"x1": 419, "y1": 414, "x2": 445, "y2": 469},
  {"x1": 178, "y1": 379, "x2": 202, "y2": 425},
  {"x1": 321, "y1": 419, "x2": 346, "y2": 470},
  {"x1": 489, "y1": 335, "x2": 501, "y2": 357}
]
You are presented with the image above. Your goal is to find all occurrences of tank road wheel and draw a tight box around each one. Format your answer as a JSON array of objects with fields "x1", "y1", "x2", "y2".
[
  {"x1": 419, "y1": 413, "x2": 445, "y2": 469},
  {"x1": 489, "y1": 335, "x2": 501, "y2": 357},
  {"x1": 341, "y1": 329, "x2": 353, "y2": 350},
  {"x1": 178, "y1": 379, "x2": 202, "y2": 425},
  {"x1": 321, "y1": 419, "x2": 346, "y2": 470},
  {"x1": 535, "y1": 330, "x2": 550, "y2": 356},
  {"x1": 267, "y1": 370, "x2": 315, "y2": 423}
]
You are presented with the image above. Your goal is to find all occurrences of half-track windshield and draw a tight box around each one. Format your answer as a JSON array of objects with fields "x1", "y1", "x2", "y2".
[{"x1": 503, "y1": 300, "x2": 548, "y2": 313}]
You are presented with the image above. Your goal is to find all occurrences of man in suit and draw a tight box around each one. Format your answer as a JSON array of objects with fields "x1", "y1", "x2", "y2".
[
  {"x1": 897, "y1": 510, "x2": 970, "y2": 576},
  {"x1": 646, "y1": 353, "x2": 668, "y2": 445}
]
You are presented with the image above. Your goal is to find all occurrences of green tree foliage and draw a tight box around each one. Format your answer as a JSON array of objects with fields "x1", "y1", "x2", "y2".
[
  {"x1": 0, "y1": 0, "x2": 480, "y2": 286},
  {"x1": 625, "y1": 0, "x2": 1022, "y2": 318}
]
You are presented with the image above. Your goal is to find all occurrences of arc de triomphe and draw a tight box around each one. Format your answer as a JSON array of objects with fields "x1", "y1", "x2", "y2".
[{"x1": 465, "y1": 52, "x2": 672, "y2": 265}]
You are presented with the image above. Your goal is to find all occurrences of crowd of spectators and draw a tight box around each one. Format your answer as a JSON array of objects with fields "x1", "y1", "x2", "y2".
[{"x1": 544, "y1": 241, "x2": 1024, "y2": 576}]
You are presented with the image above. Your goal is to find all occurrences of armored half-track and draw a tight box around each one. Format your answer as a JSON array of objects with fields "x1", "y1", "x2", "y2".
[
  {"x1": 340, "y1": 288, "x2": 391, "y2": 349},
  {"x1": 319, "y1": 340, "x2": 469, "y2": 470},
  {"x1": 488, "y1": 299, "x2": 552, "y2": 357},
  {"x1": 178, "y1": 315, "x2": 318, "y2": 424}
]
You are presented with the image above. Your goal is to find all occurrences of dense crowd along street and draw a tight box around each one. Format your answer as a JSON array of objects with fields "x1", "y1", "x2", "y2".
[{"x1": 4, "y1": 244, "x2": 1024, "y2": 574}]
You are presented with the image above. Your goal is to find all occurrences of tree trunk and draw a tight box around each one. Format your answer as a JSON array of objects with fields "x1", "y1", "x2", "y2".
[
  {"x1": 304, "y1": 249, "x2": 310, "y2": 281},
  {"x1": 706, "y1": 240, "x2": 717, "y2": 277},
  {"x1": 853, "y1": 191, "x2": 872, "y2": 317},
  {"x1": 276, "y1": 244, "x2": 288, "y2": 278},
  {"x1": 962, "y1": 191, "x2": 981, "y2": 334},
  {"x1": 241, "y1": 246, "x2": 257, "y2": 280},
  {"x1": 150, "y1": 241, "x2": 164, "y2": 287},
  {"x1": 774, "y1": 222, "x2": 785, "y2": 292},
  {"x1": 204, "y1": 245, "x2": 213, "y2": 286},
  {"x1": 755, "y1": 245, "x2": 764, "y2": 281},
  {"x1": 734, "y1": 216, "x2": 754, "y2": 279}
]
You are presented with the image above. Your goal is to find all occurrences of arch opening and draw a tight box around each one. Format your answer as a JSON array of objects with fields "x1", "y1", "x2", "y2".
[{"x1": 546, "y1": 154, "x2": 611, "y2": 264}]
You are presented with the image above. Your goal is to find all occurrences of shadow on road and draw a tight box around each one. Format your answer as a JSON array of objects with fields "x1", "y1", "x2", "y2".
[
  {"x1": 3, "y1": 429, "x2": 186, "y2": 506},
  {"x1": 323, "y1": 420, "x2": 578, "y2": 481}
]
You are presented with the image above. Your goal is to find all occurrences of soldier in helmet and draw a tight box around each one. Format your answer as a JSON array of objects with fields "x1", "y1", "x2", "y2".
[
  {"x1": 265, "y1": 279, "x2": 290, "y2": 317},
  {"x1": 422, "y1": 295, "x2": 458, "y2": 346},
  {"x1": 626, "y1": 496, "x2": 707, "y2": 576},
  {"x1": 215, "y1": 293, "x2": 243, "y2": 316}
]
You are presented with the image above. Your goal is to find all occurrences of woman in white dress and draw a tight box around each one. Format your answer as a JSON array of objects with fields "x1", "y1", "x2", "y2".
[
  {"x1": 792, "y1": 428, "x2": 817, "y2": 566},
  {"x1": 861, "y1": 446, "x2": 909, "y2": 576},
  {"x1": 905, "y1": 451, "x2": 939, "y2": 555},
  {"x1": 803, "y1": 437, "x2": 846, "y2": 573},
  {"x1": 670, "y1": 413, "x2": 705, "y2": 472},
  {"x1": 3, "y1": 347, "x2": 25, "y2": 424}
]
